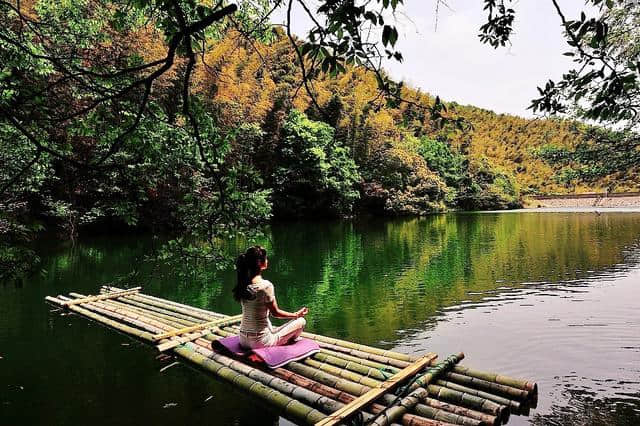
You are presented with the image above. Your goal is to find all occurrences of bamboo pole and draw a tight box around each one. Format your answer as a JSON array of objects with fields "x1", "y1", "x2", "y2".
[
  {"x1": 83, "y1": 299, "x2": 345, "y2": 421},
  {"x1": 120, "y1": 302, "x2": 408, "y2": 372},
  {"x1": 102, "y1": 286, "x2": 224, "y2": 322},
  {"x1": 312, "y1": 340, "x2": 411, "y2": 369},
  {"x1": 436, "y1": 380, "x2": 520, "y2": 412},
  {"x1": 119, "y1": 294, "x2": 218, "y2": 322},
  {"x1": 311, "y1": 352, "x2": 475, "y2": 425},
  {"x1": 97, "y1": 298, "x2": 192, "y2": 330},
  {"x1": 191, "y1": 335, "x2": 431, "y2": 425},
  {"x1": 412, "y1": 403, "x2": 482, "y2": 426},
  {"x1": 285, "y1": 359, "x2": 373, "y2": 397},
  {"x1": 99, "y1": 298, "x2": 196, "y2": 327},
  {"x1": 426, "y1": 385, "x2": 506, "y2": 418},
  {"x1": 228, "y1": 323, "x2": 405, "y2": 378},
  {"x1": 57, "y1": 295, "x2": 167, "y2": 334},
  {"x1": 304, "y1": 357, "x2": 382, "y2": 388},
  {"x1": 243, "y1": 338, "x2": 482, "y2": 426},
  {"x1": 186, "y1": 342, "x2": 347, "y2": 416},
  {"x1": 444, "y1": 372, "x2": 529, "y2": 402},
  {"x1": 99, "y1": 286, "x2": 219, "y2": 322},
  {"x1": 312, "y1": 351, "x2": 393, "y2": 381},
  {"x1": 298, "y1": 331, "x2": 416, "y2": 363},
  {"x1": 99, "y1": 298, "x2": 223, "y2": 352},
  {"x1": 110, "y1": 296, "x2": 207, "y2": 324},
  {"x1": 151, "y1": 315, "x2": 242, "y2": 341},
  {"x1": 318, "y1": 349, "x2": 400, "y2": 374},
  {"x1": 452, "y1": 366, "x2": 537, "y2": 405},
  {"x1": 69, "y1": 297, "x2": 178, "y2": 334},
  {"x1": 82, "y1": 297, "x2": 344, "y2": 414},
  {"x1": 96, "y1": 298, "x2": 217, "y2": 352},
  {"x1": 102, "y1": 286, "x2": 225, "y2": 319},
  {"x1": 45, "y1": 296, "x2": 154, "y2": 342},
  {"x1": 60, "y1": 287, "x2": 141, "y2": 306},
  {"x1": 400, "y1": 414, "x2": 459, "y2": 426},
  {"x1": 421, "y1": 398, "x2": 500, "y2": 426},
  {"x1": 97, "y1": 298, "x2": 222, "y2": 351},
  {"x1": 220, "y1": 321, "x2": 413, "y2": 366},
  {"x1": 408, "y1": 354, "x2": 465, "y2": 393},
  {"x1": 367, "y1": 388, "x2": 429, "y2": 426}
]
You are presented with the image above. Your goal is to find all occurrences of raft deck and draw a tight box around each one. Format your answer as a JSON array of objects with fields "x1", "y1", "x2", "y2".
[{"x1": 46, "y1": 287, "x2": 538, "y2": 426}]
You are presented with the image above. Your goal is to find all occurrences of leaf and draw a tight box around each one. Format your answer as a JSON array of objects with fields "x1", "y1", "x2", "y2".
[
  {"x1": 382, "y1": 25, "x2": 391, "y2": 47},
  {"x1": 364, "y1": 11, "x2": 377, "y2": 23}
]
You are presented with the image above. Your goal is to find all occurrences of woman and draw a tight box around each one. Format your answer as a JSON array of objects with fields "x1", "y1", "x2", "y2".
[{"x1": 233, "y1": 246, "x2": 309, "y2": 349}]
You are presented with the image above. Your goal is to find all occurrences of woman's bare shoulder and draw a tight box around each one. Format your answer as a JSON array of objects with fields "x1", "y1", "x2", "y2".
[{"x1": 250, "y1": 278, "x2": 273, "y2": 290}]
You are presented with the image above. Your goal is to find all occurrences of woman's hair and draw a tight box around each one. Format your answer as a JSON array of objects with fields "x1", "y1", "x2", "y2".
[{"x1": 233, "y1": 245, "x2": 267, "y2": 301}]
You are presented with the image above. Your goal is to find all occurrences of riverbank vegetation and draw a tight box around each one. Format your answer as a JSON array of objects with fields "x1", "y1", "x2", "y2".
[{"x1": 2, "y1": 0, "x2": 638, "y2": 280}]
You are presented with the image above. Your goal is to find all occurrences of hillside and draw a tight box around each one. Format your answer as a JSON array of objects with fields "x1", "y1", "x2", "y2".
[
  {"x1": 4, "y1": 24, "x2": 638, "y2": 252},
  {"x1": 198, "y1": 31, "x2": 639, "y2": 198},
  {"x1": 454, "y1": 106, "x2": 640, "y2": 194}
]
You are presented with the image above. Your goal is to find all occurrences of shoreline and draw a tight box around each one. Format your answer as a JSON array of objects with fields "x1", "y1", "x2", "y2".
[
  {"x1": 524, "y1": 193, "x2": 640, "y2": 209},
  {"x1": 479, "y1": 207, "x2": 640, "y2": 213}
]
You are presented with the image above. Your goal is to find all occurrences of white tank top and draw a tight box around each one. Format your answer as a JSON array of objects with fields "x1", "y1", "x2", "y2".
[{"x1": 239, "y1": 279, "x2": 275, "y2": 334}]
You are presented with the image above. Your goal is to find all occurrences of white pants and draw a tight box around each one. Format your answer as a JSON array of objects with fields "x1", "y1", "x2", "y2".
[{"x1": 239, "y1": 317, "x2": 306, "y2": 349}]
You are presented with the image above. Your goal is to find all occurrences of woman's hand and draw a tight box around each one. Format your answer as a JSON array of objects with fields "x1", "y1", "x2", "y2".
[{"x1": 296, "y1": 307, "x2": 309, "y2": 318}]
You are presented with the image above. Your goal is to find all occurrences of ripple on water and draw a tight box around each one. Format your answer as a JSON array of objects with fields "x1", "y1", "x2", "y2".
[{"x1": 394, "y1": 268, "x2": 640, "y2": 425}]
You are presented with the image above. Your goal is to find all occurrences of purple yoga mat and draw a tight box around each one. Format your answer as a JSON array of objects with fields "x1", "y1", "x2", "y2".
[{"x1": 211, "y1": 335, "x2": 320, "y2": 368}]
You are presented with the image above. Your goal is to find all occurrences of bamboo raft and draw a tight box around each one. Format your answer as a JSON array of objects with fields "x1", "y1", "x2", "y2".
[{"x1": 46, "y1": 287, "x2": 538, "y2": 426}]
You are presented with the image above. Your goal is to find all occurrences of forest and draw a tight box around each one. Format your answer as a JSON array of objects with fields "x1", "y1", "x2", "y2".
[{"x1": 2, "y1": 0, "x2": 639, "y2": 279}]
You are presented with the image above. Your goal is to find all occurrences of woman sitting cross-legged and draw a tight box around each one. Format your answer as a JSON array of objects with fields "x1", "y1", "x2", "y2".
[{"x1": 233, "y1": 246, "x2": 309, "y2": 349}]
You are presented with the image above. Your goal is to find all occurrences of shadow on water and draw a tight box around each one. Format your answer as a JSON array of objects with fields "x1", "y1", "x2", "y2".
[{"x1": 1, "y1": 211, "x2": 640, "y2": 425}]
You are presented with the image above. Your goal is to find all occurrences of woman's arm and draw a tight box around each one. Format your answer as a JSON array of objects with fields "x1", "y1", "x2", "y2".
[
  {"x1": 267, "y1": 298, "x2": 308, "y2": 319},
  {"x1": 263, "y1": 280, "x2": 308, "y2": 319}
]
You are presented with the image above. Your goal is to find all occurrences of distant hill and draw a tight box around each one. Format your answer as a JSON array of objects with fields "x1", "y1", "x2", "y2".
[
  {"x1": 196, "y1": 31, "x2": 638, "y2": 200},
  {"x1": 452, "y1": 105, "x2": 640, "y2": 194}
]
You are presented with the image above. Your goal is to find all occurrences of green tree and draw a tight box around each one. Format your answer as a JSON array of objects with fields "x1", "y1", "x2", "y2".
[
  {"x1": 535, "y1": 125, "x2": 639, "y2": 190},
  {"x1": 273, "y1": 109, "x2": 360, "y2": 217},
  {"x1": 418, "y1": 137, "x2": 466, "y2": 189},
  {"x1": 455, "y1": 157, "x2": 521, "y2": 210}
]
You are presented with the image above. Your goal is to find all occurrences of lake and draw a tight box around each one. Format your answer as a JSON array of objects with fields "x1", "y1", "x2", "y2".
[{"x1": 1, "y1": 211, "x2": 639, "y2": 425}]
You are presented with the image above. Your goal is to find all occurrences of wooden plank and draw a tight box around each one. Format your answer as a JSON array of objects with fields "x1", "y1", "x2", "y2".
[
  {"x1": 151, "y1": 314, "x2": 243, "y2": 341},
  {"x1": 60, "y1": 288, "x2": 142, "y2": 307},
  {"x1": 314, "y1": 353, "x2": 438, "y2": 426}
]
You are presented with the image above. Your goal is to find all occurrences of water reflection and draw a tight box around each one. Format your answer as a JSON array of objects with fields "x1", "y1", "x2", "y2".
[
  {"x1": 232, "y1": 213, "x2": 640, "y2": 346},
  {"x1": 2, "y1": 211, "x2": 640, "y2": 425}
]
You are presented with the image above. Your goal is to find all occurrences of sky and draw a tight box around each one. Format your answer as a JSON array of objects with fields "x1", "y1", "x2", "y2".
[{"x1": 273, "y1": 1, "x2": 593, "y2": 118}]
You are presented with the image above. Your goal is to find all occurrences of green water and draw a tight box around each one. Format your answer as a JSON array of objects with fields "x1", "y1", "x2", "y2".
[{"x1": 1, "y1": 212, "x2": 640, "y2": 425}]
